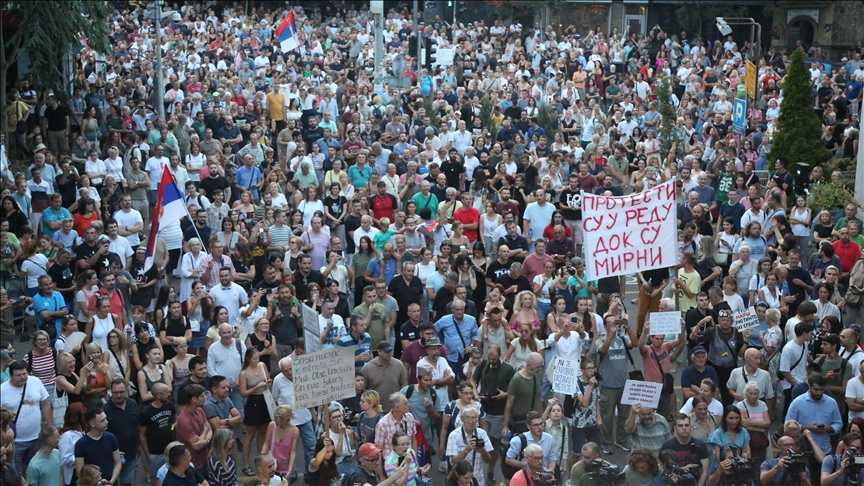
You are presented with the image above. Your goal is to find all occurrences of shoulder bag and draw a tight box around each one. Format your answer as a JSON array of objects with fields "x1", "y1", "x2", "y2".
[{"x1": 651, "y1": 348, "x2": 675, "y2": 394}]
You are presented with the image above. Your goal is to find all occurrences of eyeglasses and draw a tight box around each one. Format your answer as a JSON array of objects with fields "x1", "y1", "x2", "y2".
[
  {"x1": 529, "y1": 422, "x2": 544, "y2": 428},
  {"x1": 527, "y1": 455, "x2": 544, "y2": 460},
  {"x1": 362, "y1": 457, "x2": 381, "y2": 463}
]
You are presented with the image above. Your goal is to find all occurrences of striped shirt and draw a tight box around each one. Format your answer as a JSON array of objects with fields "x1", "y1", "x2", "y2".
[
  {"x1": 269, "y1": 224, "x2": 292, "y2": 248},
  {"x1": 631, "y1": 413, "x2": 671, "y2": 453},
  {"x1": 24, "y1": 350, "x2": 56, "y2": 386},
  {"x1": 206, "y1": 455, "x2": 236, "y2": 486}
]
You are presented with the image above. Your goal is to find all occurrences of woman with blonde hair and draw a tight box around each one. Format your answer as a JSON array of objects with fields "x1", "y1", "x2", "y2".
[
  {"x1": 80, "y1": 342, "x2": 110, "y2": 409},
  {"x1": 166, "y1": 337, "x2": 193, "y2": 389},
  {"x1": 284, "y1": 235, "x2": 304, "y2": 272},
  {"x1": 206, "y1": 428, "x2": 237, "y2": 486},
  {"x1": 77, "y1": 464, "x2": 105, "y2": 486},
  {"x1": 509, "y1": 290, "x2": 541, "y2": 334},
  {"x1": 261, "y1": 404, "x2": 300, "y2": 478},
  {"x1": 696, "y1": 234, "x2": 721, "y2": 293},
  {"x1": 354, "y1": 390, "x2": 383, "y2": 445}
]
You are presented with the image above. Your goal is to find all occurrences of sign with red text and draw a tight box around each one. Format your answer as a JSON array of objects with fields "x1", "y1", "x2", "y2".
[
  {"x1": 582, "y1": 180, "x2": 678, "y2": 280},
  {"x1": 621, "y1": 380, "x2": 663, "y2": 408},
  {"x1": 734, "y1": 307, "x2": 759, "y2": 331}
]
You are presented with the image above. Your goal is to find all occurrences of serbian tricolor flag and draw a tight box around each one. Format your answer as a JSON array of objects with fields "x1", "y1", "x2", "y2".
[
  {"x1": 143, "y1": 168, "x2": 186, "y2": 272},
  {"x1": 276, "y1": 11, "x2": 299, "y2": 53}
]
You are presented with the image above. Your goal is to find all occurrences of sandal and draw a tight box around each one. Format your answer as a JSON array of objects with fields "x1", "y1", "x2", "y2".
[{"x1": 242, "y1": 466, "x2": 255, "y2": 477}]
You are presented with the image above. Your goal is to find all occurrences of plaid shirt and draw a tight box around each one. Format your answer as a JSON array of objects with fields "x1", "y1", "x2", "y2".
[{"x1": 374, "y1": 411, "x2": 416, "y2": 458}]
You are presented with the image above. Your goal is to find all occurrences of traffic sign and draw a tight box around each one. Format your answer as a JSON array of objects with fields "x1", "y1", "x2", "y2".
[
  {"x1": 745, "y1": 61, "x2": 757, "y2": 99},
  {"x1": 733, "y1": 98, "x2": 747, "y2": 135}
]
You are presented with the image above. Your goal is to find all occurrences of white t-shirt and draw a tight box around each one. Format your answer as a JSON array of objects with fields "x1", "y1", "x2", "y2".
[
  {"x1": 113, "y1": 209, "x2": 144, "y2": 247},
  {"x1": 318, "y1": 314, "x2": 346, "y2": 349},
  {"x1": 779, "y1": 341, "x2": 809, "y2": 390},
  {"x1": 0, "y1": 376, "x2": 49, "y2": 441},
  {"x1": 848, "y1": 377, "x2": 864, "y2": 420},
  {"x1": 680, "y1": 396, "x2": 724, "y2": 416},
  {"x1": 145, "y1": 156, "x2": 169, "y2": 191},
  {"x1": 841, "y1": 347, "x2": 864, "y2": 378}
]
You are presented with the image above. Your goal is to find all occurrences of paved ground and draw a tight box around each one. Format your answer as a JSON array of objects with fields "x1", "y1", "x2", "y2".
[{"x1": 13, "y1": 279, "x2": 753, "y2": 485}]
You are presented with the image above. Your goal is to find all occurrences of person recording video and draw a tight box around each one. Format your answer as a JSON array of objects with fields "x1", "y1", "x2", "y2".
[{"x1": 709, "y1": 444, "x2": 755, "y2": 486}]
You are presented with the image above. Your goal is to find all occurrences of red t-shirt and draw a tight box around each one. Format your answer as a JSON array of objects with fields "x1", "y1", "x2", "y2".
[
  {"x1": 369, "y1": 194, "x2": 397, "y2": 223},
  {"x1": 453, "y1": 206, "x2": 480, "y2": 242},
  {"x1": 833, "y1": 240, "x2": 860, "y2": 272},
  {"x1": 176, "y1": 407, "x2": 208, "y2": 469}
]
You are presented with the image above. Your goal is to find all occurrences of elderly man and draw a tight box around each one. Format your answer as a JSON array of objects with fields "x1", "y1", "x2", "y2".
[
  {"x1": 624, "y1": 403, "x2": 671, "y2": 453},
  {"x1": 446, "y1": 405, "x2": 494, "y2": 485},
  {"x1": 728, "y1": 348, "x2": 775, "y2": 416},
  {"x1": 375, "y1": 392, "x2": 417, "y2": 458},
  {"x1": 434, "y1": 299, "x2": 479, "y2": 380},
  {"x1": 206, "y1": 323, "x2": 247, "y2": 417}
]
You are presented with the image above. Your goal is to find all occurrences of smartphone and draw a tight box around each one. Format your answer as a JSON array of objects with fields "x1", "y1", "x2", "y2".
[
  {"x1": 614, "y1": 319, "x2": 627, "y2": 326},
  {"x1": 398, "y1": 456, "x2": 406, "y2": 467},
  {"x1": 570, "y1": 315, "x2": 579, "y2": 323},
  {"x1": 88, "y1": 354, "x2": 94, "y2": 362},
  {"x1": 817, "y1": 424, "x2": 826, "y2": 428}
]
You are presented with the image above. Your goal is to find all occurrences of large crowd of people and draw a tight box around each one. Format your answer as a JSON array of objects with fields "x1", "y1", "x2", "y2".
[{"x1": 0, "y1": 1, "x2": 863, "y2": 486}]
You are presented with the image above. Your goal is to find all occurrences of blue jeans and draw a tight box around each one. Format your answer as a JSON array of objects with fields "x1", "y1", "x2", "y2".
[
  {"x1": 229, "y1": 387, "x2": 244, "y2": 418},
  {"x1": 536, "y1": 300, "x2": 551, "y2": 324},
  {"x1": 297, "y1": 420, "x2": 316, "y2": 476},
  {"x1": 148, "y1": 454, "x2": 165, "y2": 485}
]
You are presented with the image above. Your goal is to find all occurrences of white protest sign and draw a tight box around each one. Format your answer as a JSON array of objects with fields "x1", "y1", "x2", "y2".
[
  {"x1": 293, "y1": 346, "x2": 357, "y2": 410},
  {"x1": 734, "y1": 307, "x2": 759, "y2": 331},
  {"x1": 433, "y1": 47, "x2": 455, "y2": 67},
  {"x1": 552, "y1": 358, "x2": 579, "y2": 395},
  {"x1": 648, "y1": 311, "x2": 681, "y2": 336},
  {"x1": 582, "y1": 180, "x2": 678, "y2": 280},
  {"x1": 621, "y1": 380, "x2": 663, "y2": 408},
  {"x1": 302, "y1": 303, "x2": 322, "y2": 353}
]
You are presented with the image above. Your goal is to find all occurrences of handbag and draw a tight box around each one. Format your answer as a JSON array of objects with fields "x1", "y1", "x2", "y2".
[
  {"x1": 651, "y1": 348, "x2": 674, "y2": 394},
  {"x1": 847, "y1": 288, "x2": 863, "y2": 307},
  {"x1": 625, "y1": 347, "x2": 644, "y2": 381},
  {"x1": 53, "y1": 383, "x2": 68, "y2": 429}
]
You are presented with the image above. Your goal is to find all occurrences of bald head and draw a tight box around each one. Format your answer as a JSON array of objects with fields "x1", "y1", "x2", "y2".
[{"x1": 526, "y1": 352, "x2": 544, "y2": 367}]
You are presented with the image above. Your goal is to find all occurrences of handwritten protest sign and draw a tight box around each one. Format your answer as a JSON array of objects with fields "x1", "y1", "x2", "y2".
[
  {"x1": 293, "y1": 346, "x2": 356, "y2": 410},
  {"x1": 648, "y1": 311, "x2": 682, "y2": 335},
  {"x1": 734, "y1": 307, "x2": 759, "y2": 331},
  {"x1": 552, "y1": 358, "x2": 579, "y2": 395},
  {"x1": 582, "y1": 180, "x2": 678, "y2": 280},
  {"x1": 621, "y1": 380, "x2": 663, "y2": 408},
  {"x1": 302, "y1": 303, "x2": 322, "y2": 353}
]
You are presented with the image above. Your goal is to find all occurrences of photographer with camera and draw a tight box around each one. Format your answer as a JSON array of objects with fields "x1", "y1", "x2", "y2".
[
  {"x1": 821, "y1": 432, "x2": 864, "y2": 486},
  {"x1": 709, "y1": 444, "x2": 756, "y2": 486},
  {"x1": 661, "y1": 414, "x2": 710, "y2": 486},
  {"x1": 444, "y1": 406, "x2": 493, "y2": 485},
  {"x1": 569, "y1": 442, "x2": 602, "y2": 486},
  {"x1": 509, "y1": 444, "x2": 557, "y2": 486},
  {"x1": 758, "y1": 435, "x2": 812, "y2": 486},
  {"x1": 657, "y1": 448, "x2": 699, "y2": 486}
]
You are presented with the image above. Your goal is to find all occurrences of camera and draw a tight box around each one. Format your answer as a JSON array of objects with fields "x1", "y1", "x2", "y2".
[
  {"x1": 727, "y1": 455, "x2": 753, "y2": 484},
  {"x1": 567, "y1": 266, "x2": 576, "y2": 275},
  {"x1": 473, "y1": 437, "x2": 485, "y2": 448},
  {"x1": 846, "y1": 446, "x2": 864, "y2": 483},
  {"x1": 584, "y1": 459, "x2": 625, "y2": 486},
  {"x1": 663, "y1": 464, "x2": 696, "y2": 486},
  {"x1": 785, "y1": 449, "x2": 814, "y2": 476},
  {"x1": 534, "y1": 470, "x2": 557, "y2": 486}
]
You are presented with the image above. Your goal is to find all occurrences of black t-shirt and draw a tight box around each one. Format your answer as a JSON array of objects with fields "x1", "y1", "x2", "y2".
[
  {"x1": 323, "y1": 195, "x2": 347, "y2": 225},
  {"x1": 660, "y1": 437, "x2": 709, "y2": 472},
  {"x1": 440, "y1": 160, "x2": 466, "y2": 189},
  {"x1": 44, "y1": 104, "x2": 70, "y2": 132},
  {"x1": 400, "y1": 321, "x2": 420, "y2": 343},
  {"x1": 103, "y1": 399, "x2": 141, "y2": 459},
  {"x1": 344, "y1": 214, "x2": 362, "y2": 255},
  {"x1": 47, "y1": 263, "x2": 74, "y2": 300},
  {"x1": 486, "y1": 259, "x2": 513, "y2": 283},
  {"x1": 495, "y1": 273, "x2": 531, "y2": 305},
  {"x1": 641, "y1": 267, "x2": 670, "y2": 287},
  {"x1": 138, "y1": 401, "x2": 176, "y2": 455},
  {"x1": 302, "y1": 127, "x2": 325, "y2": 152},
  {"x1": 269, "y1": 299, "x2": 300, "y2": 345},
  {"x1": 199, "y1": 175, "x2": 229, "y2": 199},
  {"x1": 75, "y1": 241, "x2": 100, "y2": 269},
  {"x1": 130, "y1": 259, "x2": 159, "y2": 306},
  {"x1": 292, "y1": 269, "x2": 325, "y2": 301},
  {"x1": 159, "y1": 316, "x2": 190, "y2": 361},
  {"x1": 472, "y1": 360, "x2": 516, "y2": 415}
]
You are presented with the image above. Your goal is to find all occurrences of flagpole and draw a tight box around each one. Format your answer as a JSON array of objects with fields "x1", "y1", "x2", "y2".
[{"x1": 167, "y1": 167, "x2": 209, "y2": 256}]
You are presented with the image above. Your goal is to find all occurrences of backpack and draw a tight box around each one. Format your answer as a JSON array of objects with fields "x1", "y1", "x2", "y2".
[
  {"x1": 816, "y1": 355, "x2": 848, "y2": 382},
  {"x1": 405, "y1": 383, "x2": 437, "y2": 405},
  {"x1": 500, "y1": 433, "x2": 530, "y2": 480}
]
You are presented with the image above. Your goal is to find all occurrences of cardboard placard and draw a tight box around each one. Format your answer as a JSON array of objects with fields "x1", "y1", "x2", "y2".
[
  {"x1": 293, "y1": 346, "x2": 357, "y2": 410},
  {"x1": 621, "y1": 380, "x2": 663, "y2": 408},
  {"x1": 734, "y1": 307, "x2": 759, "y2": 331},
  {"x1": 648, "y1": 311, "x2": 681, "y2": 335},
  {"x1": 302, "y1": 303, "x2": 322, "y2": 353},
  {"x1": 552, "y1": 357, "x2": 579, "y2": 395}
]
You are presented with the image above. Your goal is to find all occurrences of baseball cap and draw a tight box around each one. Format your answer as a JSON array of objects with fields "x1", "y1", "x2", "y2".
[
  {"x1": 358, "y1": 443, "x2": 380, "y2": 459},
  {"x1": 692, "y1": 346, "x2": 708, "y2": 355},
  {"x1": 377, "y1": 341, "x2": 393, "y2": 353}
]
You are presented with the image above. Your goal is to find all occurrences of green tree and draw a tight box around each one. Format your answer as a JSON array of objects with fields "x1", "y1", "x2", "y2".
[
  {"x1": 673, "y1": 2, "x2": 749, "y2": 36},
  {"x1": 766, "y1": 49, "x2": 832, "y2": 167},
  {"x1": 655, "y1": 74, "x2": 677, "y2": 158},
  {"x1": 1, "y1": 1, "x2": 114, "y2": 133}
]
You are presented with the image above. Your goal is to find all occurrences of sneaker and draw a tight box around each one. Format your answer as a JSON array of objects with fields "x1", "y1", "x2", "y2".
[
  {"x1": 601, "y1": 443, "x2": 613, "y2": 454},
  {"x1": 438, "y1": 461, "x2": 449, "y2": 473},
  {"x1": 614, "y1": 441, "x2": 631, "y2": 452},
  {"x1": 630, "y1": 298, "x2": 639, "y2": 305},
  {"x1": 487, "y1": 472, "x2": 495, "y2": 485}
]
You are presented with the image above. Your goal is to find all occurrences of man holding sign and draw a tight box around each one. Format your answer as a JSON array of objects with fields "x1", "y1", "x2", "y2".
[{"x1": 638, "y1": 318, "x2": 686, "y2": 419}]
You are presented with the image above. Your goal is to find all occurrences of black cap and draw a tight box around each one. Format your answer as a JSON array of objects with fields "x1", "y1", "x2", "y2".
[{"x1": 377, "y1": 341, "x2": 393, "y2": 353}]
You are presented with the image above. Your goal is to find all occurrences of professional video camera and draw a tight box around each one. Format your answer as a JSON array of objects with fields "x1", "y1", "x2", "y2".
[
  {"x1": 584, "y1": 459, "x2": 626, "y2": 486},
  {"x1": 724, "y1": 450, "x2": 753, "y2": 486},
  {"x1": 534, "y1": 470, "x2": 557, "y2": 486},
  {"x1": 662, "y1": 464, "x2": 696, "y2": 486},
  {"x1": 845, "y1": 446, "x2": 864, "y2": 484},
  {"x1": 785, "y1": 448, "x2": 814, "y2": 476}
]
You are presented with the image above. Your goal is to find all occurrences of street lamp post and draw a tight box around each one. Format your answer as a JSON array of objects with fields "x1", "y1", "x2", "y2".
[{"x1": 154, "y1": 0, "x2": 165, "y2": 120}]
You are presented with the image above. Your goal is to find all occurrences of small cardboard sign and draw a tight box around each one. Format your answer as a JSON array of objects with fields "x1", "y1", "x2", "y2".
[
  {"x1": 648, "y1": 311, "x2": 681, "y2": 335},
  {"x1": 734, "y1": 307, "x2": 759, "y2": 331},
  {"x1": 621, "y1": 380, "x2": 663, "y2": 408}
]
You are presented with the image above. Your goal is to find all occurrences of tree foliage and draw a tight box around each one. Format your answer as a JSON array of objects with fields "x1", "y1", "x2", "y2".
[
  {"x1": 479, "y1": 94, "x2": 500, "y2": 143},
  {"x1": 1, "y1": 1, "x2": 114, "y2": 134},
  {"x1": 3, "y1": 1, "x2": 114, "y2": 84},
  {"x1": 766, "y1": 49, "x2": 832, "y2": 167},
  {"x1": 655, "y1": 74, "x2": 678, "y2": 158},
  {"x1": 673, "y1": 2, "x2": 749, "y2": 36}
]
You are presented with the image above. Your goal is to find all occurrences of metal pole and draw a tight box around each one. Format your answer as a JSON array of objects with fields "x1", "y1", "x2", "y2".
[
  {"x1": 374, "y1": 12, "x2": 384, "y2": 93},
  {"x1": 414, "y1": 0, "x2": 421, "y2": 73},
  {"x1": 154, "y1": 1, "x2": 165, "y2": 120},
  {"x1": 452, "y1": 1, "x2": 456, "y2": 42}
]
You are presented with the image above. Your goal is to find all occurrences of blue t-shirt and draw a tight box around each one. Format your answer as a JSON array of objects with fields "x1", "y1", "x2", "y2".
[
  {"x1": 234, "y1": 166, "x2": 262, "y2": 201},
  {"x1": 720, "y1": 202, "x2": 746, "y2": 234},
  {"x1": 32, "y1": 290, "x2": 65, "y2": 340},
  {"x1": 41, "y1": 206, "x2": 72, "y2": 238},
  {"x1": 74, "y1": 432, "x2": 119, "y2": 482},
  {"x1": 348, "y1": 164, "x2": 372, "y2": 188},
  {"x1": 680, "y1": 364, "x2": 720, "y2": 392},
  {"x1": 25, "y1": 449, "x2": 61, "y2": 486},
  {"x1": 366, "y1": 256, "x2": 398, "y2": 285}
]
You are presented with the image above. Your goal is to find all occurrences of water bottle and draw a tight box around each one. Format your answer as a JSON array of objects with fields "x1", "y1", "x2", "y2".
[
  {"x1": 645, "y1": 278, "x2": 652, "y2": 296},
  {"x1": 529, "y1": 229, "x2": 534, "y2": 240}
]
